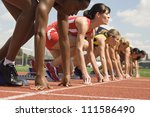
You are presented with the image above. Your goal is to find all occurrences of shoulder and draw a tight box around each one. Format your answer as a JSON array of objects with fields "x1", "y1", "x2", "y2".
[
  {"x1": 75, "y1": 16, "x2": 89, "y2": 25},
  {"x1": 94, "y1": 34, "x2": 106, "y2": 40}
]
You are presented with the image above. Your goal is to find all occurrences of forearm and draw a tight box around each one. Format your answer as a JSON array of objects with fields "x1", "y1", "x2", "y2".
[
  {"x1": 125, "y1": 57, "x2": 130, "y2": 75},
  {"x1": 76, "y1": 48, "x2": 88, "y2": 75},
  {"x1": 57, "y1": 13, "x2": 70, "y2": 76},
  {"x1": 107, "y1": 60, "x2": 115, "y2": 77},
  {"x1": 135, "y1": 61, "x2": 140, "y2": 77},
  {"x1": 101, "y1": 56, "x2": 108, "y2": 76},
  {"x1": 117, "y1": 59, "x2": 124, "y2": 75},
  {"x1": 89, "y1": 52, "x2": 101, "y2": 76}
]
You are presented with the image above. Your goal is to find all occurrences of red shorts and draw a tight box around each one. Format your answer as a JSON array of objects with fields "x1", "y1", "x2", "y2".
[{"x1": 46, "y1": 25, "x2": 59, "y2": 51}]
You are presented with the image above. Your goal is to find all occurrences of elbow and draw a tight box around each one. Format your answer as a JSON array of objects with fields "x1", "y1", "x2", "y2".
[
  {"x1": 35, "y1": 29, "x2": 46, "y2": 40},
  {"x1": 111, "y1": 58, "x2": 116, "y2": 63},
  {"x1": 100, "y1": 56, "x2": 105, "y2": 62},
  {"x1": 76, "y1": 47, "x2": 83, "y2": 54}
]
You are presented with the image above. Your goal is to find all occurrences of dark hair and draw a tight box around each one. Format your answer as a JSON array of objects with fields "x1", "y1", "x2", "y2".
[
  {"x1": 131, "y1": 48, "x2": 140, "y2": 54},
  {"x1": 140, "y1": 50, "x2": 146, "y2": 56},
  {"x1": 83, "y1": 3, "x2": 111, "y2": 19}
]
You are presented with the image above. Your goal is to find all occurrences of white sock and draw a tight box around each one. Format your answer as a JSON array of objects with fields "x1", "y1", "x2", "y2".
[{"x1": 3, "y1": 58, "x2": 14, "y2": 66}]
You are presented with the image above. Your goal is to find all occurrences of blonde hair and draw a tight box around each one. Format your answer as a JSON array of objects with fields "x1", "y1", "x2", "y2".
[
  {"x1": 120, "y1": 37, "x2": 130, "y2": 46},
  {"x1": 103, "y1": 29, "x2": 121, "y2": 39}
]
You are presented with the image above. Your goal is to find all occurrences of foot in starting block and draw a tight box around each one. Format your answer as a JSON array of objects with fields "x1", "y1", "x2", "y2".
[{"x1": 0, "y1": 72, "x2": 29, "y2": 86}]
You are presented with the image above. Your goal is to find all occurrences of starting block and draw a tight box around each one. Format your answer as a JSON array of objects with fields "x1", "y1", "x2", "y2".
[{"x1": 28, "y1": 67, "x2": 59, "y2": 82}]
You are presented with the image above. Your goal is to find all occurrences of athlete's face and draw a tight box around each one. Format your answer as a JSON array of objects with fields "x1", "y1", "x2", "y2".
[
  {"x1": 109, "y1": 35, "x2": 120, "y2": 46},
  {"x1": 131, "y1": 53, "x2": 140, "y2": 59},
  {"x1": 140, "y1": 53, "x2": 145, "y2": 58},
  {"x1": 120, "y1": 43, "x2": 129, "y2": 51},
  {"x1": 61, "y1": 0, "x2": 90, "y2": 15},
  {"x1": 99, "y1": 10, "x2": 110, "y2": 25}
]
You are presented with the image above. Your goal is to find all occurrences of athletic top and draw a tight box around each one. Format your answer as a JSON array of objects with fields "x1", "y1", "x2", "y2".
[
  {"x1": 93, "y1": 27, "x2": 108, "y2": 46},
  {"x1": 46, "y1": 16, "x2": 92, "y2": 50},
  {"x1": 93, "y1": 34, "x2": 107, "y2": 46},
  {"x1": 47, "y1": 16, "x2": 92, "y2": 36}
]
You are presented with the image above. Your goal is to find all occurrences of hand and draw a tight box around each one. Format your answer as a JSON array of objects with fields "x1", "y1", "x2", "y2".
[
  {"x1": 135, "y1": 74, "x2": 140, "y2": 78},
  {"x1": 82, "y1": 74, "x2": 92, "y2": 85},
  {"x1": 125, "y1": 74, "x2": 131, "y2": 79},
  {"x1": 97, "y1": 74, "x2": 104, "y2": 82}
]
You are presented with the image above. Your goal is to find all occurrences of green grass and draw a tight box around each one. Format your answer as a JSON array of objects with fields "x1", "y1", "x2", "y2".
[
  {"x1": 15, "y1": 65, "x2": 150, "y2": 78},
  {"x1": 139, "y1": 69, "x2": 150, "y2": 78},
  {"x1": 15, "y1": 65, "x2": 29, "y2": 72}
]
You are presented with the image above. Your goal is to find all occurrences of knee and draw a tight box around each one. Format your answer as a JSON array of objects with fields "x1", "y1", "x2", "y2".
[
  {"x1": 24, "y1": 0, "x2": 37, "y2": 11},
  {"x1": 2, "y1": 0, "x2": 6, "y2": 3},
  {"x1": 38, "y1": 2, "x2": 49, "y2": 13}
]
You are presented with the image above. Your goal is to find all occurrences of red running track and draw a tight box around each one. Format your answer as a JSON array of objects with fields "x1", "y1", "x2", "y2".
[{"x1": 0, "y1": 76, "x2": 150, "y2": 100}]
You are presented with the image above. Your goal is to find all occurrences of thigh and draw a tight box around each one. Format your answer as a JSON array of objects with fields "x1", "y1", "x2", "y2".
[
  {"x1": 2, "y1": 0, "x2": 21, "y2": 20},
  {"x1": 3, "y1": 0, "x2": 37, "y2": 11},
  {"x1": 69, "y1": 34, "x2": 76, "y2": 48},
  {"x1": 50, "y1": 50, "x2": 60, "y2": 59}
]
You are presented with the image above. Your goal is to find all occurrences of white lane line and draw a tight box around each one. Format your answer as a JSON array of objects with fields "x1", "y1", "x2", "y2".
[
  {"x1": 2, "y1": 80, "x2": 121, "y2": 100},
  {"x1": 97, "y1": 86, "x2": 150, "y2": 90},
  {"x1": 131, "y1": 79, "x2": 150, "y2": 82},
  {"x1": 0, "y1": 90, "x2": 30, "y2": 94},
  {"x1": 47, "y1": 93, "x2": 141, "y2": 100}
]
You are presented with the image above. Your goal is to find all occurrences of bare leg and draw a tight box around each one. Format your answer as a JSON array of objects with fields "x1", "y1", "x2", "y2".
[
  {"x1": 0, "y1": 0, "x2": 35, "y2": 60},
  {"x1": 4, "y1": 0, "x2": 37, "y2": 61}
]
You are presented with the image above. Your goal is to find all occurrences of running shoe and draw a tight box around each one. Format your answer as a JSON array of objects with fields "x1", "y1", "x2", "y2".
[
  {"x1": 0, "y1": 59, "x2": 23, "y2": 86},
  {"x1": 46, "y1": 62, "x2": 60, "y2": 81}
]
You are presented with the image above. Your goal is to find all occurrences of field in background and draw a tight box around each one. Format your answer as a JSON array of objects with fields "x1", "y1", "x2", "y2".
[
  {"x1": 16, "y1": 66, "x2": 150, "y2": 78},
  {"x1": 139, "y1": 69, "x2": 150, "y2": 77}
]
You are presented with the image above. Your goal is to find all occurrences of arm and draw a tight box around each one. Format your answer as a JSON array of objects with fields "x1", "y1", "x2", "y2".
[
  {"x1": 109, "y1": 46, "x2": 123, "y2": 79},
  {"x1": 34, "y1": 0, "x2": 54, "y2": 76},
  {"x1": 135, "y1": 60, "x2": 140, "y2": 78},
  {"x1": 75, "y1": 18, "x2": 91, "y2": 82},
  {"x1": 116, "y1": 51, "x2": 125, "y2": 77},
  {"x1": 105, "y1": 44, "x2": 115, "y2": 80},
  {"x1": 124, "y1": 47, "x2": 131, "y2": 78},
  {"x1": 96, "y1": 36, "x2": 109, "y2": 79},
  {"x1": 57, "y1": 12, "x2": 70, "y2": 84},
  {"x1": 87, "y1": 36, "x2": 104, "y2": 81}
]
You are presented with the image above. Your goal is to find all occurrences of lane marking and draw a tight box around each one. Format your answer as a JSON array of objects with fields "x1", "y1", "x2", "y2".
[
  {"x1": 2, "y1": 80, "x2": 121, "y2": 100},
  {"x1": 96, "y1": 86, "x2": 150, "y2": 90},
  {"x1": 0, "y1": 90, "x2": 30, "y2": 94},
  {"x1": 47, "y1": 93, "x2": 141, "y2": 100},
  {"x1": 1, "y1": 78, "x2": 150, "y2": 100}
]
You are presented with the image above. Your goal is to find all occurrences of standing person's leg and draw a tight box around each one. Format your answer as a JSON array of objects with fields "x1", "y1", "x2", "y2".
[{"x1": 34, "y1": 0, "x2": 55, "y2": 89}]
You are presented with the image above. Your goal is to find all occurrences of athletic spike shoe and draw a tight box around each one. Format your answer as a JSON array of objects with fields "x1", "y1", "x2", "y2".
[
  {"x1": 0, "y1": 60, "x2": 23, "y2": 86},
  {"x1": 46, "y1": 62, "x2": 60, "y2": 81}
]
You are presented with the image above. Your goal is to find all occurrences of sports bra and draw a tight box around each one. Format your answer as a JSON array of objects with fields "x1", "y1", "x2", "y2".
[{"x1": 93, "y1": 34, "x2": 107, "y2": 46}]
